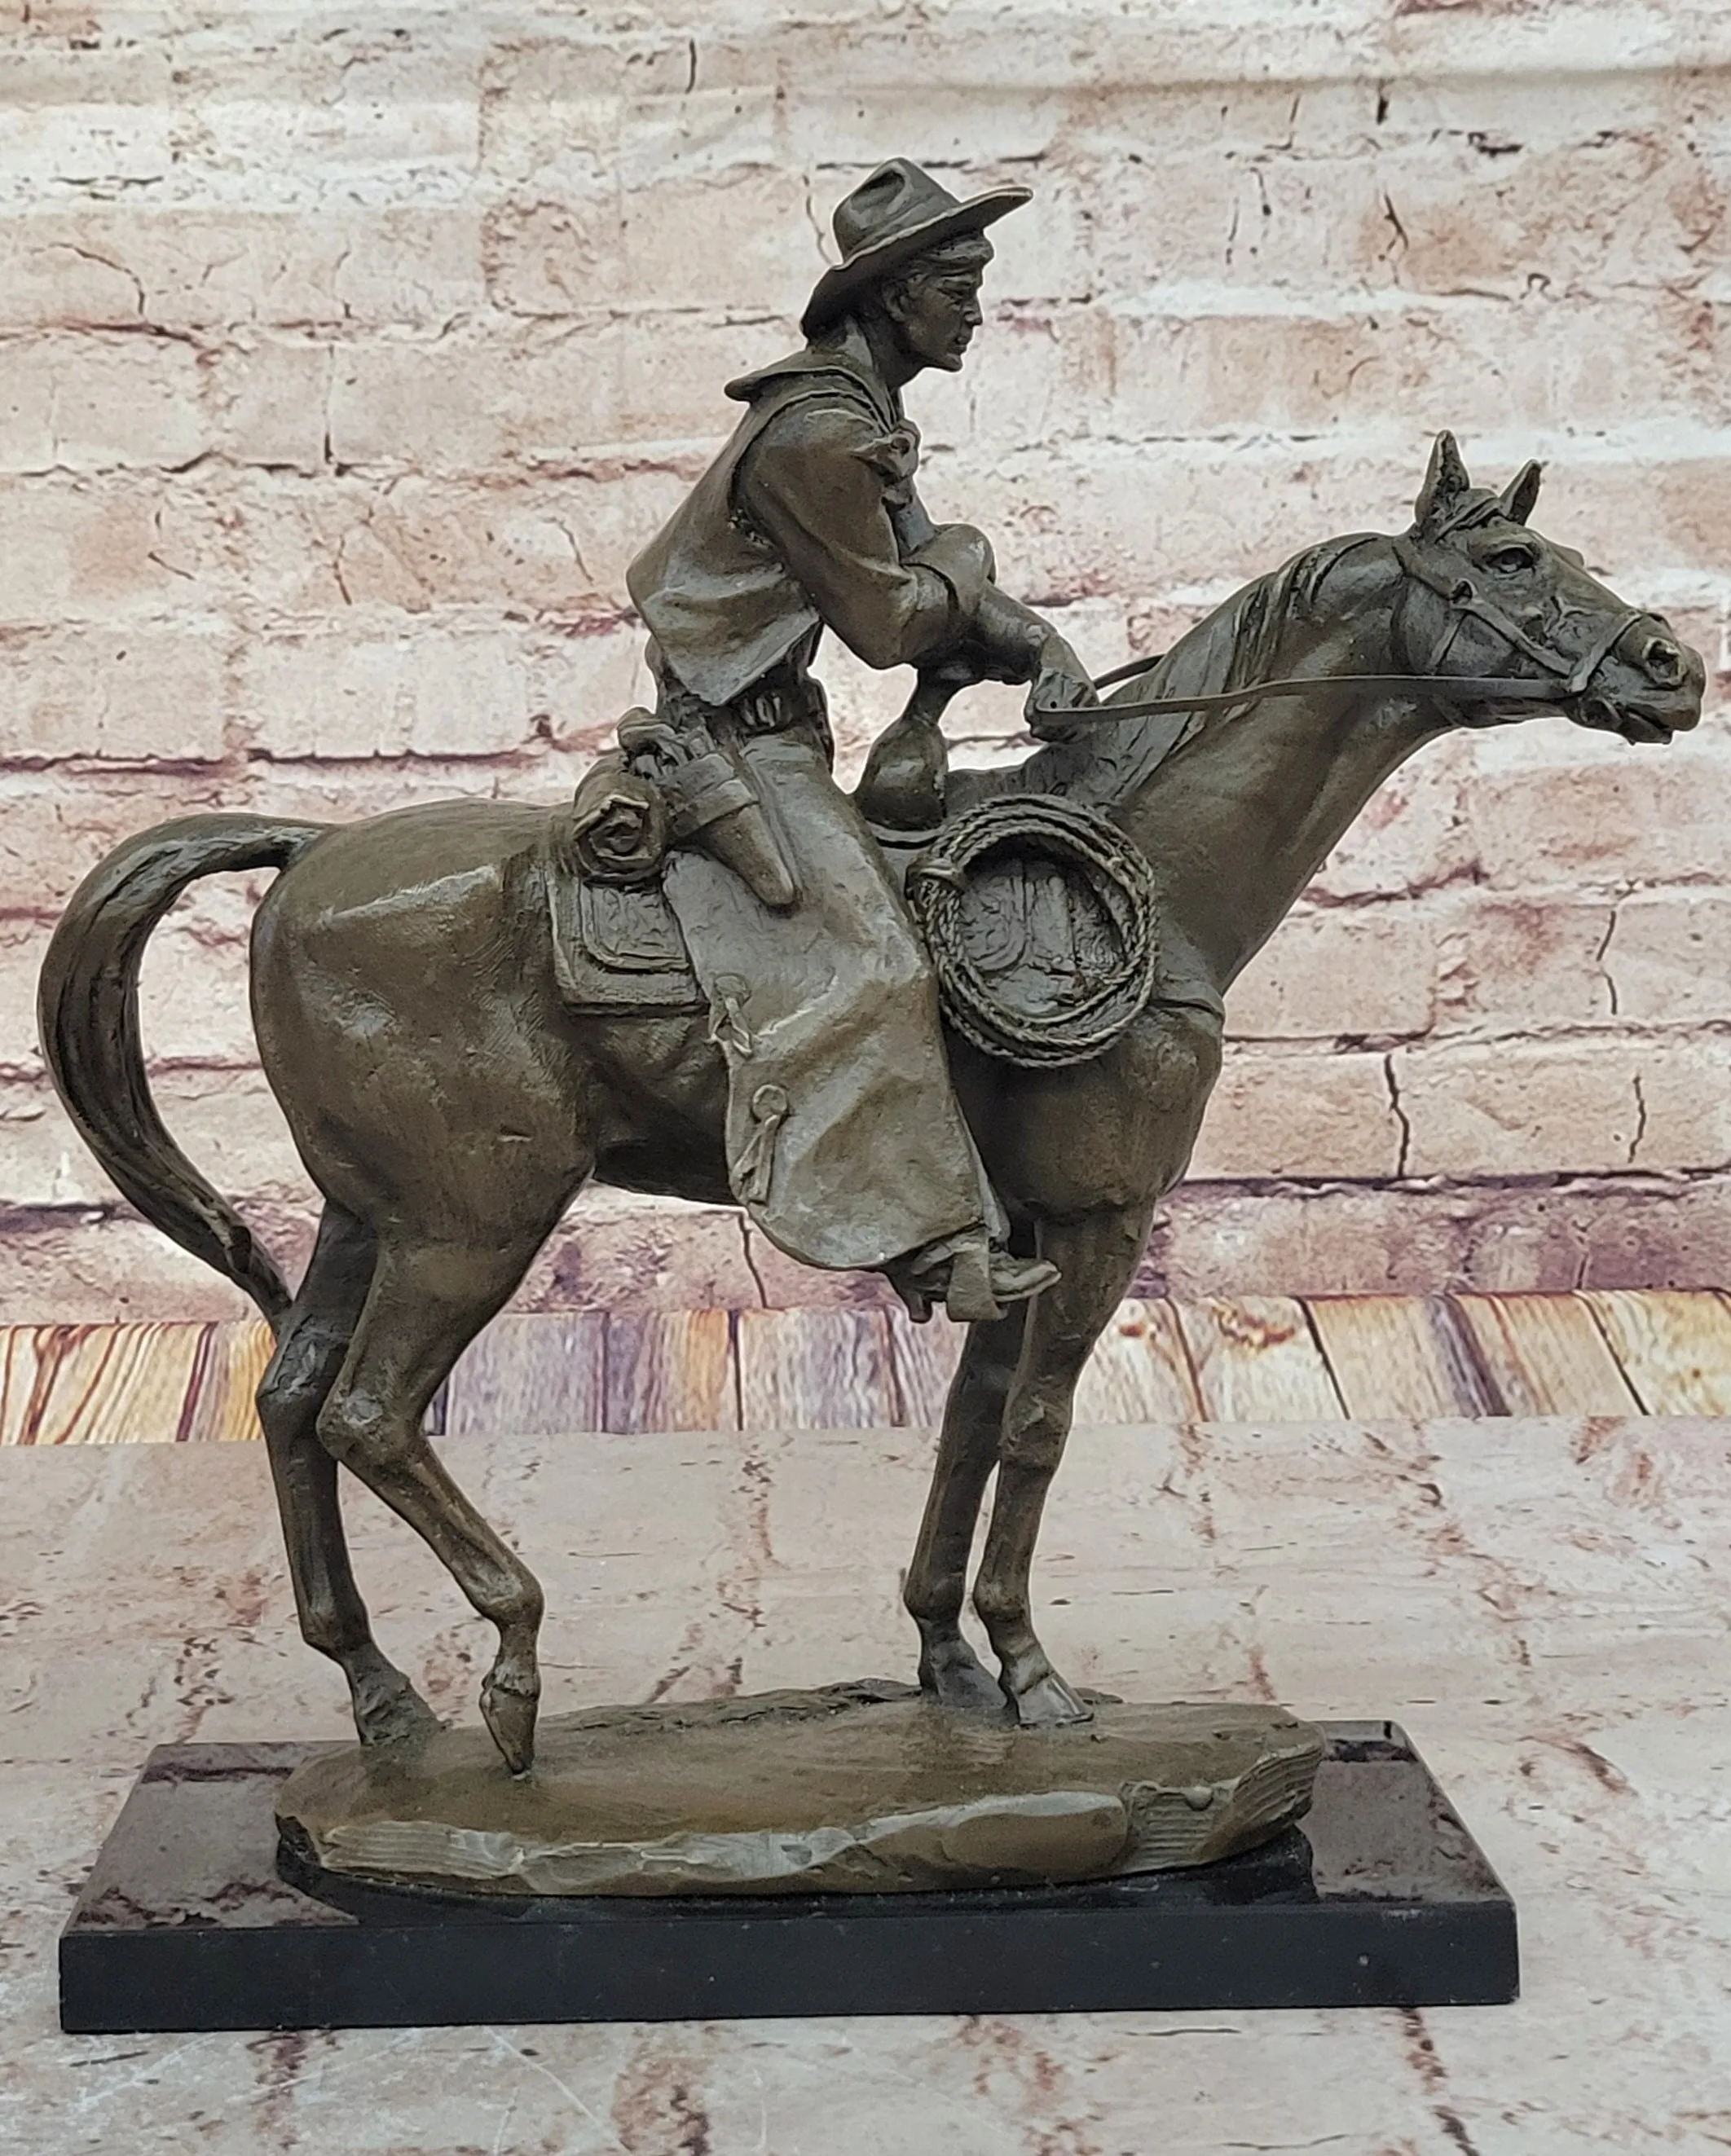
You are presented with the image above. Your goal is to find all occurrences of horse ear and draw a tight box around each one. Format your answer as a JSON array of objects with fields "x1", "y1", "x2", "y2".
[
  {"x1": 1496, "y1": 460, "x2": 1544, "y2": 525},
  {"x1": 1414, "y1": 431, "x2": 1472, "y2": 530}
]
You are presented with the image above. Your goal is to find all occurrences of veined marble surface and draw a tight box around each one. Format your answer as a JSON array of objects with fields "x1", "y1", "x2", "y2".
[{"x1": 2, "y1": 1417, "x2": 1729, "y2": 2154}]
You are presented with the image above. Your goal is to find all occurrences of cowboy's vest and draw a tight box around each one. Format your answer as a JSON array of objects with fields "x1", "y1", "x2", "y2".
[{"x1": 626, "y1": 342, "x2": 907, "y2": 711}]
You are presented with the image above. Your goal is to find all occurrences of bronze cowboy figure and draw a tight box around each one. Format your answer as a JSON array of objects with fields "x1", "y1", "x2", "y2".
[{"x1": 623, "y1": 160, "x2": 1102, "y2": 1325}]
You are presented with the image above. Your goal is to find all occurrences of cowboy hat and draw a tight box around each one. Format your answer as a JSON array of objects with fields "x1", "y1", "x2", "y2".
[{"x1": 800, "y1": 159, "x2": 1030, "y2": 337}]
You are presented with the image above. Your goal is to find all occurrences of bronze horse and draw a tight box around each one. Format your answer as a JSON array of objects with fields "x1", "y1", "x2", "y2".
[{"x1": 40, "y1": 436, "x2": 1703, "y2": 1774}]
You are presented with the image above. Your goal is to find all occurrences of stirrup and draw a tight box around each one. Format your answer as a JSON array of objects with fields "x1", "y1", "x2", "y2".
[
  {"x1": 889, "y1": 1239, "x2": 1059, "y2": 1327},
  {"x1": 941, "y1": 1240, "x2": 1005, "y2": 1324}
]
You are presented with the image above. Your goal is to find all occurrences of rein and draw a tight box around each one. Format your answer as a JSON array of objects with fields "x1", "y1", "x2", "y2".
[
  {"x1": 1076, "y1": 535, "x2": 1642, "y2": 724},
  {"x1": 1080, "y1": 671, "x2": 1562, "y2": 722}
]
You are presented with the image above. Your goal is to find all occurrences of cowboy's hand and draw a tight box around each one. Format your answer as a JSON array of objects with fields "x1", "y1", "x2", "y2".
[{"x1": 1026, "y1": 641, "x2": 1099, "y2": 742}]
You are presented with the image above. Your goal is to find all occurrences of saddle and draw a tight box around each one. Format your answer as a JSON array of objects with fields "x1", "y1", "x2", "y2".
[
  {"x1": 544, "y1": 752, "x2": 703, "y2": 1014},
  {"x1": 546, "y1": 748, "x2": 1161, "y2": 1067},
  {"x1": 548, "y1": 824, "x2": 1114, "y2": 1015}
]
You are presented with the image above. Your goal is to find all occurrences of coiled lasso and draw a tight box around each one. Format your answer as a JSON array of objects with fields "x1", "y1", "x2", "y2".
[{"x1": 904, "y1": 795, "x2": 1161, "y2": 1070}]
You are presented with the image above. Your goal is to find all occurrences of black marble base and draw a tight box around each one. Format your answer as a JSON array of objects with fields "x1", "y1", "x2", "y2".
[{"x1": 60, "y1": 1722, "x2": 1516, "y2": 2031}]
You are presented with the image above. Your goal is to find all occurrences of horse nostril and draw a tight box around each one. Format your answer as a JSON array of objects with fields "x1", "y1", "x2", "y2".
[{"x1": 1643, "y1": 637, "x2": 1683, "y2": 686}]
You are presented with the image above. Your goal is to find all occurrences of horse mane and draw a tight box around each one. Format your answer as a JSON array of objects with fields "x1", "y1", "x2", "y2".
[{"x1": 950, "y1": 534, "x2": 1378, "y2": 814}]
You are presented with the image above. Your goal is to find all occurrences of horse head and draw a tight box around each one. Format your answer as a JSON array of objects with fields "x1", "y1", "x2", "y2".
[{"x1": 1394, "y1": 431, "x2": 1704, "y2": 744}]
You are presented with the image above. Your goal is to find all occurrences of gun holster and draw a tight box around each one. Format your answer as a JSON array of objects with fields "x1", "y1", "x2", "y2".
[{"x1": 617, "y1": 708, "x2": 797, "y2": 912}]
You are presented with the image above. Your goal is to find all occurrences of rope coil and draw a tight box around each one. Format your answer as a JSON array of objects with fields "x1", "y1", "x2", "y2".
[{"x1": 905, "y1": 796, "x2": 1161, "y2": 1069}]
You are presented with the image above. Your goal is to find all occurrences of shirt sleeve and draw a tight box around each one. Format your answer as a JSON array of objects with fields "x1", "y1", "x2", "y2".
[{"x1": 736, "y1": 398, "x2": 962, "y2": 671}]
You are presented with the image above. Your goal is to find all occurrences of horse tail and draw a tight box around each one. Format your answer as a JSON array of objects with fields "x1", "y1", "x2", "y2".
[{"x1": 37, "y1": 813, "x2": 328, "y2": 1329}]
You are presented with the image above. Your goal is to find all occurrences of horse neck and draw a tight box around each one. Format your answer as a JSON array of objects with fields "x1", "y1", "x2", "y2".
[{"x1": 1115, "y1": 545, "x2": 1447, "y2": 1000}]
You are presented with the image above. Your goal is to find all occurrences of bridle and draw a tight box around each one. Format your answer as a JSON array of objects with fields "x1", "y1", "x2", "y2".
[
  {"x1": 1079, "y1": 518, "x2": 1646, "y2": 724},
  {"x1": 1389, "y1": 527, "x2": 1645, "y2": 707}
]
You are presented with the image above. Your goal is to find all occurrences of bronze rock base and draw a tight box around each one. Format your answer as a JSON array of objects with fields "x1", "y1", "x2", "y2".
[{"x1": 273, "y1": 1681, "x2": 1324, "y2": 1899}]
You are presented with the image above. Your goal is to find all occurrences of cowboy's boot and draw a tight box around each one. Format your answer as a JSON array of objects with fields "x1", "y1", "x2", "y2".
[{"x1": 889, "y1": 1230, "x2": 1059, "y2": 1326}]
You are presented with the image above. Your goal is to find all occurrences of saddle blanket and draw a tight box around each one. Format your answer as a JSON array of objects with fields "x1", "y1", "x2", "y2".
[{"x1": 547, "y1": 863, "x2": 703, "y2": 1014}]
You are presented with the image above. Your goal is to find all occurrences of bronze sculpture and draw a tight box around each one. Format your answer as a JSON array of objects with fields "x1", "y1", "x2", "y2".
[{"x1": 38, "y1": 165, "x2": 1704, "y2": 1814}]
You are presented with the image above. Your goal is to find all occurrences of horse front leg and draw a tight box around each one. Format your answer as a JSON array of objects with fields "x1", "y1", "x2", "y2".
[
  {"x1": 903, "y1": 1303, "x2": 1029, "y2": 1714},
  {"x1": 973, "y1": 1203, "x2": 1152, "y2": 1727}
]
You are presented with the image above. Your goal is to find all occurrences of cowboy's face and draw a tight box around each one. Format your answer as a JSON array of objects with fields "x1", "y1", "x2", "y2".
[{"x1": 884, "y1": 262, "x2": 987, "y2": 373}]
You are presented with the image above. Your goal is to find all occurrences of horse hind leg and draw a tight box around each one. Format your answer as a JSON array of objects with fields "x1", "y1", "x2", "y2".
[
  {"x1": 256, "y1": 1205, "x2": 438, "y2": 1746},
  {"x1": 314, "y1": 1229, "x2": 552, "y2": 1775}
]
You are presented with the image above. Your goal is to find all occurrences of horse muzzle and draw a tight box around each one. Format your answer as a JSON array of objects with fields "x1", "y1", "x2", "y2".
[{"x1": 1575, "y1": 621, "x2": 1705, "y2": 745}]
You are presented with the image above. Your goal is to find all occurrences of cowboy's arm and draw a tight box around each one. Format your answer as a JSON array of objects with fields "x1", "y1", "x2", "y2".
[
  {"x1": 743, "y1": 403, "x2": 1096, "y2": 733},
  {"x1": 911, "y1": 563, "x2": 1100, "y2": 740},
  {"x1": 894, "y1": 474, "x2": 1096, "y2": 728},
  {"x1": 739, "y1": 405, "x2": 967, "y2": 670}
]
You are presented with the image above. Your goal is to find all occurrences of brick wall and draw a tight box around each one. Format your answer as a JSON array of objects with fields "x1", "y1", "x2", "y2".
[{"x1": 2, "y1": 2, "x2": 1729, "y2": 1319}]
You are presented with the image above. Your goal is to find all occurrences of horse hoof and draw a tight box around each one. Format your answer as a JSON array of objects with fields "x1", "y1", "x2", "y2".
[
  {"x1": 918, "y1": 1647, "x2": 1011, "y2": 1718},
  {"x1": 481, "y1": 1674, "x2": 540, "y2": 1777},
  {"x1": 357, "y1": 1686, "x2": 441, "y2": 1748},
  {"x1": 351, "y1": 1661, "x2": 441, "y2": 1749},
  {"x1": 1006, "y1": 1670, "x2": 1095, "y2": 1729}
]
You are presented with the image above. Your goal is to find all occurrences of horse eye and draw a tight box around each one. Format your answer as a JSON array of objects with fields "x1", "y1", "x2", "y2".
[{"x1": 1487, "y1": 546, "x2": 1535, "y2": 574}]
